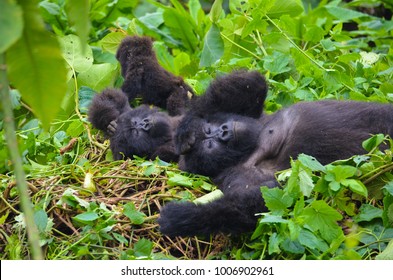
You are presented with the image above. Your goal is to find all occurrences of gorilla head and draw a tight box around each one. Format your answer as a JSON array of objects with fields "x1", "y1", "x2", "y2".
[{"x1": 88, "y1": 88, "x2": 180, "y2": 162}]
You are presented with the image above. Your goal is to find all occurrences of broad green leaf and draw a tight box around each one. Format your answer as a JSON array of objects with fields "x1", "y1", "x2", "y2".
[
  {"x1": 200, "y1": 23, "x2": 224, "y2": 67},
  {"x1": 263, "y1": 51, "x2": 291, "y2": 74},
  {"x1": 298, "y1": 229, "x2": 329, "y2": 252},
  {"x1": 133, "y1": 238, "x2": 153, "y2": 259},
  {"x1": 163, "y1": 8, "x2": 198, "y2": 52},
  {"x1": 259, "y1": 215, "x2": 288, "y2": 224},
  {"x1": 34, "y1": 209, "x2": 48, "y2": 233},
  {"x1": 73, "y1": 212, "x2": 99, "y2": 222},
  {"x1": 123, "y1": 202, "x2": 146, "y2": 225},
  {"x1": 59, "y1": 34, "x2": 93, "y2": 73},
  {"x1": 210, "y1": 0, "x2": 223, "y2": 23},
  {"x1": 0, "y1": 1, "x2": 23, "y2": 52},
  {"x1": 362, "y1": 134, "x2": 385, "y2": 152},
  {"x1": 6, "y1": 0, "x2": 68, "y2": 130},
  {"x1": 376, "y1": 239, "x2": 393, "y2": 260},
  {"x1": 325, "y1": 6, "x2": 369, "y2": 21},
  {"x1": 77, "y1": 63, "x2": 117, "y2": 91},
  {"x1": 341, "y1": 179, "x2": 368, "y2": 197},
  {"x1": 298, "y1": 169, "x2": 314, "y2": 197},
  {"x1": 261, "y1": 187, "x2": 293, "y2": 213},
  {"x1": 65, "y1": 0, "x2": 91, "y2": 52},
  {"x1": 298, "y1": 154, "x2": 326, "y2": 172},
  {"x1": 383, "y1": 181, "x2": 393, "y2": 196},
  {"x1": 353, "y1": 204, "x2": 383, "y2": 223},
  {"x1": 267, "y1": 0, "x2": 304, "y2": 18},
  {"x1": 189, "y1": 0, "x2": 204, "y2": 26},
  {"x1": 78, "y1": 86, "x2": 95, "y2": 114},
  {"x1": 302, "y1": 200, "x2": 343, "y2": 243},
  {"x1": 167, "y1": 171, "x2": 193, "y2": 187},
  {"x1": 100, "y1": 32, "x2": 127, "y2": 54},
  {"x1": 153, "y1": 42, "x2": 176, "y2": 74},
  {"x1": 281, "y1": 238, "x2": 305, "y2": 254},
  {"x1": 325, "y1": 165, "x2": 358, "y2": 182}
]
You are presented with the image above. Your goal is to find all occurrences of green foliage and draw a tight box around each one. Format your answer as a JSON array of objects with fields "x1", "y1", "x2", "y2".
[{"x1": 1, "y1": 0, "x2": 393, "y2": 260}]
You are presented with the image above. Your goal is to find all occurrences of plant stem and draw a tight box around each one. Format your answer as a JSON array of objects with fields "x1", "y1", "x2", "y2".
[{"x1": 0, "y1": 53, "x2": 43, "y2": 259}]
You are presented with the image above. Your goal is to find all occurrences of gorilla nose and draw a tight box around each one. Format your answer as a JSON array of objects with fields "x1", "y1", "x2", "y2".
[
  {"x1": 219, "y1": 123, "x2": 233, "y2": 142},
  {"x1": 139, "y1": 118, "x2": 153, "y2": 131}
]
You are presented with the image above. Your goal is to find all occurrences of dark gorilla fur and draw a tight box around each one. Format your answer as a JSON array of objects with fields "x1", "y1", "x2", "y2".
[
  {"x1": 88, "y1": 88, "x2": 181, "y2": 162},
  {"x1": 116, "y1": 35, "x2": 194, "y2": 116},
  {"x1": 158, "y1": 73, "x2": 393, "y2": 237}
]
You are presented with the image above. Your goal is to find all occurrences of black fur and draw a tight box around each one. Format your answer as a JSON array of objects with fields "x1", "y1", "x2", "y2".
[
  {"x1": 88, "y1": 88, "x2": 181, "y2": 162},
  {"x1": 116, "y1": 35, "x2": 194, "y2": 116},
  {"x1": 158, "y1": 72, "x2": 393, "y2": 237}
]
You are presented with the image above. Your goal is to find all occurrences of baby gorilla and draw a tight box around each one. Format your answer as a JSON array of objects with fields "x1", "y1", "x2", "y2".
[
  {"x1": 158, "y1": 75, "x2": 393, "y2": 237},
  {"x1": 88, "y1": 89, "x2": 181, "y2": 162},
  {"x1": 116, "y1": 35, "x2": 194, "y2": 116}
]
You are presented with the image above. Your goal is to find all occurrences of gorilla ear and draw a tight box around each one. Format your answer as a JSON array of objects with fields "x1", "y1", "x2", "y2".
[
  {"x1": 192, "y1": 70, "x2": 268, "y2": 118},
  {"x1": 88, "y1": 88, "x2": 131, "y2": 132}
]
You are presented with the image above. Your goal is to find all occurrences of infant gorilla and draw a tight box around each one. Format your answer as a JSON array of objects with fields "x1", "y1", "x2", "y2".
[
  {"x1": 88, "y1": 70, "x2": 268, "y2": 163},
  {"x1": 88, "y1": 89, "x2": 181, "y2": 162},
  {"x1": 116, "y1": 35, "x2": 194, "y2": 116},
  {"x1": 157, "y1": 76, "x2": 393, "y2": 237}
]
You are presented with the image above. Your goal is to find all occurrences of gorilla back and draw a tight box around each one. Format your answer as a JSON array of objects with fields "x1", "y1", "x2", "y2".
[{"x1": 159, "y1": 99, "x2": 393, "y2": 237}]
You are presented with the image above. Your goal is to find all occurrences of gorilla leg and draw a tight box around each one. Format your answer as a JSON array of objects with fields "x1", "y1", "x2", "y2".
[{"x1": 158, "y1": 184, "x2": 268, "y2": 237}]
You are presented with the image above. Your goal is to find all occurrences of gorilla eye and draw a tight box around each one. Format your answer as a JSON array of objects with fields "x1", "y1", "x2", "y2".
[{"x1": 203, "y1": 125, "x2": 212, "y2": 135}]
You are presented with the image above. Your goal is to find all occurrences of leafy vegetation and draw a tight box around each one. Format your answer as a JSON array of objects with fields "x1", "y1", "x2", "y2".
[{"x1": 1, "y1": 0, "x2": 393, "y2": 259}]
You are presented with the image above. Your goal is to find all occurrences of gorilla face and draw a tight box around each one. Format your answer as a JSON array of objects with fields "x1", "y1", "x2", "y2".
[
  {"x1": 110, "y1": 105, "x2": 173, "y2": 160},
  {"x1": 176, "y1": 113, "x2": 261, "y2": 177}
]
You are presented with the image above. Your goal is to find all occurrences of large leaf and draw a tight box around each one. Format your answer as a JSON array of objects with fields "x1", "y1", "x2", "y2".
[
  {"x1": 163, "y1": 8, "x2": 198, "y2": 52},
  {"x1": 59, "y1": 34, "x2": 93, "y2": 73},
  {"x1": 77, "y1": 63, "x2": 117, "y2": 91},
  {"x1": 267, "y1": 0, "x2": 304, "y2": 18},
  {"x1": 199, "y1": 23, "x2": 224, "y2": 67},
  {"x1": 65, "y1": 0, "x2": 91, "y2": 52},
  {"x1": 6, "y1": 0, "x2": 68, "y2": 130},
  {"x1": 0, "y1": 1, "x2": 23, "y2": 52}
]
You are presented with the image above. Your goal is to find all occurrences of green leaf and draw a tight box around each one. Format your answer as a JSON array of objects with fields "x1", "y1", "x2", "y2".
[
  {"x1": 0, "y1": 1, "x2": 23, "y2": 52},
  {"x1": 73, "y1": 212, "x2": 99, "y2": 222},
  {"x1": 6, "y1": 0, "x2": 68, "y2": 130},
  {"x1": 301, "y1": 200, "x2": 343, "y2": 243},
  {"x1": 298, "y1": 169, "x2": 314, "y2": 197},
  {"x1": 325, "y1": 165, "x2": 358, "y2": 182},
  {"x1": 383, "y1": 181, "x2": 393, "y2": 196},
  {"x1": 167, "y1": 171, "x2": 193, "y2": 188},
  {"x1": 133, "y1": 238, "x2": 153, "y2": 259},
  {"x1": 362, "y1": 134, "x2": 385, "y2": 152},
  {"x1": 65, "y1": 0, "x2": 91, "y2": 52},
  {"x1": 59, "y1": 34, "x2": 93, "y2": 73},
  {"x1": 163, "y1": 8, "x2": 198, "y2": 52},
  {"x1": 34, "y1": 209, "x2": 48, "y2": 233},
  {"x1": 200, "y1": 23, "x2": 224, "y2": 67},
  {"x1": 261, "y1": 187, "x2": 293, "y2": 213},
  {"x1": 298, "y1": 228, "x2": 329, "y2": 252},
  {"x1": 263, "y1": 51, "x2": 291, "y2": 74},
  {"x1": 210, "y1": 0, "x2": 223, "y2": 23},
  {"x1": 325, "y1": 6, "x2": 369, "y2": 21},
  {"x1": 298, "y1": 154, "x2": 326, "y2": 172},
  {"x1": 281, "y1": 238, "x2": 305, "y2": 254},
  {"x1": 376, "y1": 239, "x2": 393, "y2": 260},
  {"x1": 259, "y1": 214, "x2": 288, "y2": 224},
  {"x1": 341, "y1": 179, "x2": 368, "y2": 197},
  {"x1": 77, "y1": 63, "x2": 117, "y2": 91},
  {"x1": 353, "y1": 204, "x2": 383, "y2": 223},
  {"x1": 267, "y1": 0, "x2": 304, "y2": 18},
  {"x1": 123, "y1": 202, "x2": 146, "y2": 225},
  {"x1": 100, "y1": 32, "x2": 127, "y2": 54}
]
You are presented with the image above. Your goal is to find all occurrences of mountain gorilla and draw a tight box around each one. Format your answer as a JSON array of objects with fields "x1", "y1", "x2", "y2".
[
  {"x1": 116, "y1": 35, "x2": 194, "y2": 116},
  {"x1": 158, "y1": 74, "x2": 393, "y2": 237},
  {"x1": 88, "y1": 88, "x2": 182, "y2": 162},
  {"x1": 88, "y1": 70, "x2": 268, "y2": 163}
]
